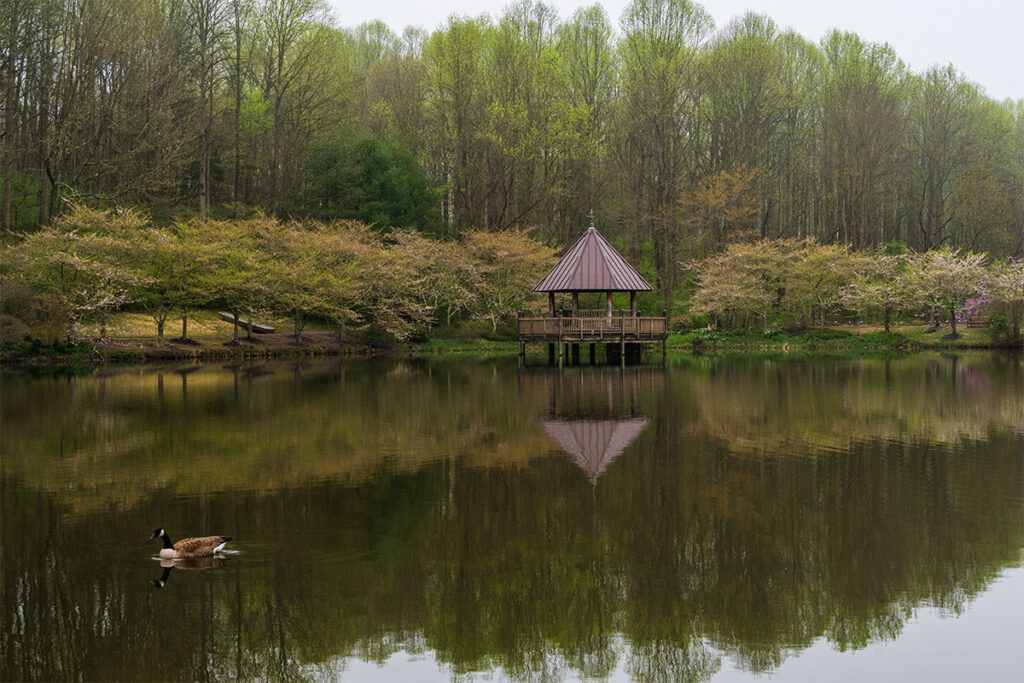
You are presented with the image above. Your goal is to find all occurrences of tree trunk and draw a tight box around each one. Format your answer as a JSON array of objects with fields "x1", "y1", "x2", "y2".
[
  {"x1": 1, "y1": 1, "x2": 18, "y2": 235},
  {"x1": 232, "y1": 0, "x2": 242, "y2": 203},
  {"x1": 181, "y1": 308, "x2": 189, "y2": 340},
  {"x1": 883, "y1": 307, "x2": 891, "y2": 334},
  {"x1": 36, "y1": 41, "x2": 52, "y2": 226},
  {"x1": 199, "y1": 142, "x2": 209, "y2": 220},
  {"x1": 949, "y1": 304, "x2": 957, "y2": 336}
]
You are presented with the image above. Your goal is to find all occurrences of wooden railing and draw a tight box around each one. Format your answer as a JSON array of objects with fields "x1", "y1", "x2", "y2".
[
  {"x1": 553, "y1": 309, "x2": 633, "y2": 318},
  {"x1": 518, "y1": 312, "x2": 667, "y2": 341}
]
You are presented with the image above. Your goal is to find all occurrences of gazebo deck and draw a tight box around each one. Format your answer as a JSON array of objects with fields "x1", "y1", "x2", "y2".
[{"x1": 518, "y1": 310, "x2": 667, "y2": 342}]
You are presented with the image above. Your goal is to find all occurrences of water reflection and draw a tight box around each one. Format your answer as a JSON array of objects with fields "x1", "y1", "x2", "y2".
[
  {"x1": 152, "y1": 556, "x2": 227, "y2": 589},
  {"x1": 531, "y1": 366, "x2": 654, "y2": 480},
  {"x1": 1, "y1": 354, "x2": 1022, "y2": 681}
]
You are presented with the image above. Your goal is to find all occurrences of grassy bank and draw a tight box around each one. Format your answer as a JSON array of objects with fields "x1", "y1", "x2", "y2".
[
  {"x1": 1, "y1": 311, "x2": 371, "y2": 365},
  {"x1": 667, "y1": 324, "x2": 1008, "y2": 353},
  {"x1": 2, "y1": 312, "x2": 1017, "y2": 367}
]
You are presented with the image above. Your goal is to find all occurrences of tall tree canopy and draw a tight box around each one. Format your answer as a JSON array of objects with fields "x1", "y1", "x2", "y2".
[{"x1": 1, "y1": 0, "x2": 1021, "y2": 313}]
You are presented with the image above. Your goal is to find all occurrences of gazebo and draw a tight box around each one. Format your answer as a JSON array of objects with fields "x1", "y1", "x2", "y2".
[{"x1": 518, "y1": 223, "x2": 667, "y2": 365}]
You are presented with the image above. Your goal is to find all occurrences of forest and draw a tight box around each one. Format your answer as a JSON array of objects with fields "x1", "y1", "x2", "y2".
[{"x1": 2, "y1": 0, "x2": 1023, "y2": 344}]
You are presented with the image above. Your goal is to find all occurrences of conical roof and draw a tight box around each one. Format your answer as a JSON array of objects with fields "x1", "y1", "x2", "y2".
[{"x1": 533, "y1": 227, "x2": 652, "y2": 292}]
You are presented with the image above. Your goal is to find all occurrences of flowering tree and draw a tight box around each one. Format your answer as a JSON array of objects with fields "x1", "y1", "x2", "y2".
[
  {"x1": 906, "y1": 247, "x2": 990, "y2": 337},
  {"x1": 197, "y1": 219, "x2": 275, "y2": 342},
  {"x1": 841, "y1": 252, "x2": 908, "y2": 332},
  {"x1": 691, "y1": 240, "x2": 794, "y2": 330},
  {"x1": 677, "y1": 163, "x2": 759, "y2": 256},
  {"x1": 989, "y1": 259, "x2": 1024, "y2": 342},
  {"x1": 463, "y1": 229, "x2": 556, "y2": 333},
  {"x1": 389, "y1": 231, "x2": 476, "y2": 329},
  {"x1": 134, "y1": 227, "x2": 211, "y2": 343},
  {"x1": 785, "y1": 241, "x2": 865, "y2": 327},
  {"x1": 9, "y1": 229, "x2": 139, "y2": 342},
  {"x1": 252, "y1": 220, "x2": 335, "y2": 344}
]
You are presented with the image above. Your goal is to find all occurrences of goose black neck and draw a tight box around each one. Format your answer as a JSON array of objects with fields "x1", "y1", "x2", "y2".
[{"x1": 161, "y1": 534, "x2": 174, "y2": 549}]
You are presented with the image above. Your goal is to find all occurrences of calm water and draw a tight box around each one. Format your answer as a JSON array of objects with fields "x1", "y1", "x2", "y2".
[{"x1": 2, "y1": 353, "x2": 1022, "y2": 682}]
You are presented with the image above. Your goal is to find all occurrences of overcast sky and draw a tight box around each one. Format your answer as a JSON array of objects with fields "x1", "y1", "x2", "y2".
[{"x1": 328, "y1": 0, "x2": 1022, "y2": 102}]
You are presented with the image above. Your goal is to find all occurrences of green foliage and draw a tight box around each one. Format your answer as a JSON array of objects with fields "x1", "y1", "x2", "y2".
[
  {"x1": 1, "y1": 205, "x2": 564, "y2": 349},
  {"x1": 462, "y1": 229, "x2": 557, "y2": 332},
  {"x1": 358, "y1": 322, "x2": 399, "y2": 350},
  {"x1": 0, "y1": 171, "x2": 41, "y2": 231},
  {"x1": 0, "y1": 283, "x2": 60, "y2": 346},
  {"x1": 858, "y1": 330, "x2": 908, "y2": 346},
  {"x1": 3, "y1": 0, "x2": 1022, "y2": 272},
  {"x1": 690, "y1": 238, "x2": 1007, "y2": 335},
  {"x1": 301, "y1": 129, "x2": 441, "y2": 232},
  {"x1": 4, "y1": 208, "x2": 145, "y2": 341}
]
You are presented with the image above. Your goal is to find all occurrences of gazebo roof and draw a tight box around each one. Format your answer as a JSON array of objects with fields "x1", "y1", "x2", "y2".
[
  {"x1": 533, "y1": 227, "x2": 652, "y2": 293},
  {"x1": 540, "y1": 417, "x2": 650, "y2": 479}
]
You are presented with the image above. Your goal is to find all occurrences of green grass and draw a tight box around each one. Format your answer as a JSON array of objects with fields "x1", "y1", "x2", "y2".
[
  {"x1": 668, "y1": 323, "x2": 1000, "y2": 352},
  {"x1": 889, "y1": 324, "x2": 994, "y2": 347},
  {"x1": 77, "y1": 310, "x2": 333, "y2": 338},
  {"x1": 415, "y1": 336, "x2": 517, "y2": 356},
  {"x1": 9, "y1": 311, "x2": 1010, "y2": 368}
]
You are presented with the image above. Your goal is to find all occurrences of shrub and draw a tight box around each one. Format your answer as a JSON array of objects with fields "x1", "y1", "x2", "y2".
[{"x1": 359, "y1": 322, "x2": 398, "y2": 350}]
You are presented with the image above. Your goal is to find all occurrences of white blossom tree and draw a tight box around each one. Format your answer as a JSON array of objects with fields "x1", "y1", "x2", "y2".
[
  {"x1": 906, "y1": 247, "x2": 990, "y2": 337},
  {"x1": 9, "y1": 229, "x2": 139, "y2": 342},
  {"x1": 463, "y1": 229, "x2": 556, "y2": 333},
  {"x1": 989, "y1": 259, "x2": 1024, "y2": 342},
  {"x1": 841, "y1": 252, "x2": 909, "y2": 333}
]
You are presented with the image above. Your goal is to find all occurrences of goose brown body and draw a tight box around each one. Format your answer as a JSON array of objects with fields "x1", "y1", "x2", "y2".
[{"x1": 150, "y1": 528, "x2": 231, "y2": 559}]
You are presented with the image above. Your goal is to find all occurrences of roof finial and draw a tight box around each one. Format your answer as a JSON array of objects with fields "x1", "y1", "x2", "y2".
[{"x1": 588, "y1": 209, "x2": 595, "y2": 230}]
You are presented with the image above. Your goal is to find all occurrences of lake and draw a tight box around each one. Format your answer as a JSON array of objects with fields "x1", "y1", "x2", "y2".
[{"x1": 1, "y1": 353, "x2": 1022, "y2": 681}]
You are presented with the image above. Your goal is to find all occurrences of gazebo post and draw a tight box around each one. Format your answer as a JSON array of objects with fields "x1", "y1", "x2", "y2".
[
  {"x1": 517, "y1": 311, "x2": 525, "y2": 367},
  {"x1": 630, "y1": 291, "x2": 636, "y2": 315},
  {"x1": 620, "y1": 309, "x2": 626, "y2": 369},
  {"x1": 662, "y1": 309, "x2": 668, "y2": 363},
  {"x1": 547, "y1": 292, "x2": 556, "y2": 365},
  {"x1": 571, "y1": 293, "x2": 580, "y2": 364},
  {"x1": 558, "y1": 310, "x2": 564, "y2": 369},
  {"x1": 606, "y1": 291, "x2": 613, "y2": 318}
]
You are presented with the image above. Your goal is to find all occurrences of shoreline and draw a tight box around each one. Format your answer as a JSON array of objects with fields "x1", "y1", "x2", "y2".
[
  {"x1": 4, "y1": 326, "x2": 1020, "y2": 368},
  {"x1": 1, "y1": 331, "x2": 377, "y2": 367}
]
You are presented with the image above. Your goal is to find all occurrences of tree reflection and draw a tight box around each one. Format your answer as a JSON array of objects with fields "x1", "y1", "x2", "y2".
[{"x1": 1, "y1": 355, "x2": 1022, "y2": 680}]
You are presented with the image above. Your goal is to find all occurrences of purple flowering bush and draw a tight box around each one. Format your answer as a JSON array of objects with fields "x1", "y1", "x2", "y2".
[{"x1": 955, "y1": 296, "x2": 990, "y2": 324}]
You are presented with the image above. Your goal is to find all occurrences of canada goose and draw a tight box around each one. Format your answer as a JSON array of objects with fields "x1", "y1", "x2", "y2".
[{"x1": 149, "y1": 528, "x2": 231, "y2": 559}]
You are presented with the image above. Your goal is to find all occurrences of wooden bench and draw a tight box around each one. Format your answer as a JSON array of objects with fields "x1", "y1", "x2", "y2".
[
  {"x1": 967, "y1": 315, "x2": 989, "y2": 327},
  {"x1": 218, "y1": 311, "x2": 275, "y2": 334}
]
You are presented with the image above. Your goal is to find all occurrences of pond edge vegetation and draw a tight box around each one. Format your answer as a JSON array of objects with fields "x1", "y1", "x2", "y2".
[{"x1": 2, "y1": 206, "x2": 1021, "y2": 367}]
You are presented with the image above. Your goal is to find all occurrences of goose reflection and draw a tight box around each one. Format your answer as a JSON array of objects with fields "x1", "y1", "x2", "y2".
[{"x1": 151, "y1": 555, "x2": 227, "y2": 589}]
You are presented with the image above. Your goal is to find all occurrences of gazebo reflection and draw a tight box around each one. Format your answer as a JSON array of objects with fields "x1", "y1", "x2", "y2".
[
  {"x1": 540, "y1": 416, "x2": 650, "y2": 480},
  {"x1": 525, "y1": 366, "x2": 661, "y2": 480}
]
